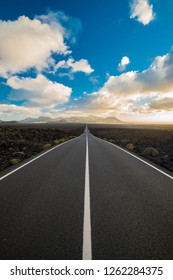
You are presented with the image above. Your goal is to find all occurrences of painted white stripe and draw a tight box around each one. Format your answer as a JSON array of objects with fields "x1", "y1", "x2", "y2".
[
  {"x1": 97, "y1": 136, "x2": 173, "y2": 180},
  {"x1": 83, "y1": 131, "x2": 92, "y2": 260},
  {"x1": 0, "y1": 137, "x2": 78, "y2": 181}
]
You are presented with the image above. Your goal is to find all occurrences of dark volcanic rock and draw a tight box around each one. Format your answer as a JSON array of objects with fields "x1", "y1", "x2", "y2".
[{"x1": 0, "y1": 123, "x2": 84, "y2": 172}]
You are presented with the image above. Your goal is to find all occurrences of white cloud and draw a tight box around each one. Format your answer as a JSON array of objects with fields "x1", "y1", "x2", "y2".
[
  {"x1": 69, "y1": 58, "x2": 94, "y2": 74},
  {"x1": 37, "y1": 11, "x2": 83, "y2": 45},
  {"x1": 0, "y1": 14, "x2": 70, "y2": 77},
  {"x1": 118, "y1": 56, "x2": 130, "y2": 72},
  {"x1": 94, "y1": 49, "x2": 173, "y2": 101},
  {"x1": 76, "y1": 49, "x2": 173, "y2": 120},
  {"x1": 0, "y1": 104, "x2": 41, "y2": 121},
  {"x1": 54, "y1": 57, "x2": 94, "y2": 74},
  {"x1": 148, "y1": 96, "x2": 173, "y2": 111},
  {"x1": 54, "y1": 60, "x2": 66, "y2": 71},
  {"x1": 58, "y1": 72, "x2": 74, "y2": 80},
  {"x1": 89, "y1": 76, "x2": 99, "y2": 85},
  {"x1": 7, "y1": 74, "x2": 72, "y2": 108},
  {"x1": 130, "y1": 0, "x2": 155, "y2": 25}
]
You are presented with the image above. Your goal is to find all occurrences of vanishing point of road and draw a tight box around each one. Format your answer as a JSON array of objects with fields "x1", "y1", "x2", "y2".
[{"x1": 0, "y1": 127, "x2": 173, "y2": 260}]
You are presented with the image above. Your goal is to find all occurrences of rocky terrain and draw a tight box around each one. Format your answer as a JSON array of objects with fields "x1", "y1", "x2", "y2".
[{"x1": 0, "y1": 123, "x2": 85, "y2": 171}]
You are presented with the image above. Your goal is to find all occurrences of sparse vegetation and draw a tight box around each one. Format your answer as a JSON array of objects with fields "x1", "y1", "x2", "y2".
[
  {"x1": 143, "y1": 147, "x2": 159, "y2": 157},
  {"x1": 126, "y1": 143, "x2": 135, "y2": 151},
  {"x1": 0, "y1": 123, "x2": 85, "y2": 172},
  {"x1": 43, "y1": 143, "x2": 52, "y2": 150},
  {"x1": 54, "y1": 136, "x2": 75, "y2": 145},
  {"x1": 54, "y1": 139, "x2": 60, "y2": 145},
  {"x1": 89, "y1": 124, "x2": 173, "y2": 172},
  {"x1": 10, "y1": 158, "x2": 21, "y2": 165},
  {"x1": 58, "y1": 138, "x2": 66, "y2": 143}
]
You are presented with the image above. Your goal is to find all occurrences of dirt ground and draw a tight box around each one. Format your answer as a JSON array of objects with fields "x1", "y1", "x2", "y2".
[
  {"x1": 0, "y1": 123, "x2": 85, "y2": 171},
  {"x1": 88, "y1": 124, "x2": 173, "y2": 173}
]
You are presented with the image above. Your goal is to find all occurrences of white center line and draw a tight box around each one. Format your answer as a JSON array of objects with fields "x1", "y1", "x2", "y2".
[{"x1": 83, "y1": 130, "x2": 92, "y2": 260}]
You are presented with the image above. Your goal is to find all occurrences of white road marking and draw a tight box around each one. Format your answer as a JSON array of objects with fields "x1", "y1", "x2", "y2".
[
  {"x1": 97, "y1": 136, "x2": 173, "y2": 180},
  {"x1": 83, "y1": 131, "x2": 92, "y2": 260},
  {"x1": 0, "y1": 137, "x2": 78, "y2": 181}
]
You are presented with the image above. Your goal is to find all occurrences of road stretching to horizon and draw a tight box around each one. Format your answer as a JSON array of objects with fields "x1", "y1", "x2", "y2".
[{"x1": 0, "y1": 126, "x2": 173, "y2": 260}]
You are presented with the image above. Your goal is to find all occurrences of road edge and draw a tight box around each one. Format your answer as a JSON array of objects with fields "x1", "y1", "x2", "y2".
[
  {"x1": 92, "y1": 135, "x2": 173, "y2": 180},
  {"x1": 0, "y1": 134, "x2": 82, "y2": 181}
]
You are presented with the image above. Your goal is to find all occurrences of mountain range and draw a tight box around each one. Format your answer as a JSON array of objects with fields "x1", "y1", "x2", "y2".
[{"x1": 18, "y1": 115, "x2": 123, "y2": 124}]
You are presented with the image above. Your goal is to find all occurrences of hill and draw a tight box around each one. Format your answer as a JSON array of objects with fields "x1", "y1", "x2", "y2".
[{"x1": 19, "y1": 115, "x2": 123, "y2": 124}]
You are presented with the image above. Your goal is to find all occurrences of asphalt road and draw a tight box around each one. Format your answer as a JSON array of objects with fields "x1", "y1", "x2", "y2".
[{"x1": 0, "y1": 128, "x2": 173, "y2": 260}]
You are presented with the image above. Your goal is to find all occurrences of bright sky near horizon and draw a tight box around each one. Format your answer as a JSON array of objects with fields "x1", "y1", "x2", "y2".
[{"x1": 0, "y1": 0, "x2": 173, "y2": 123}]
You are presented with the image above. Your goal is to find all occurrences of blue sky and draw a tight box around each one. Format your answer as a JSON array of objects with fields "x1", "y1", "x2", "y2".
[{"x1": 0, "y1": 0, "x2": 173, "y2": 122}]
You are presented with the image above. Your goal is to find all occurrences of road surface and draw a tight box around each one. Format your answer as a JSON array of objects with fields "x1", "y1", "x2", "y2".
[{"x1": 0, "y1": 127, "x2": 173, "y2": 259}]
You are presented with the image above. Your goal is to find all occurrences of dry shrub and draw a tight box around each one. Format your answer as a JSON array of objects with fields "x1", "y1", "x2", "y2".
[
  {"x1": 143, "y1": 147, "x2": 159, "y2": 157},
  {"x1": 43, "y1": 143, "x2": 52, "y2": 150},
  {"x1": 126, "y1": 143, "x2": 135, "y2": 151}
]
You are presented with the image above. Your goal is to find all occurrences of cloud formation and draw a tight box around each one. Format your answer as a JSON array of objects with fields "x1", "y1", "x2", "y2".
[
  {"x1": 7, "y1": 74, "x2": 72, "y2": 108},
  {"x1": 0, "y1": 15, "x2": 71, "y2": 77},
  {"x1": 130, "y1": 0, "x2": 155, "y2": 25},
  {"x1": 118, "y1": 56, "x2": 130, "y2": 72},
  {"x1": 149, "y1": 97, "x2": 173, "y2": 111},
  {"x1": 79, "y1": 49, "x2": 173, "y2": 117},
  {"x1": 37, "y1": 10, "x2": 83, "y2": 45},
  {"x1": 0, "y1": 11, "x2": 92, "y2": 116},
  {"x1": 0, "y1": 104, "x2": 41, "y2": 121},
  {"x1": 54, "y1": 57, "x2": 94, "y2": 74},
  {"x1": 89, "y1": 76, "x2": 99, "y2": 85}
]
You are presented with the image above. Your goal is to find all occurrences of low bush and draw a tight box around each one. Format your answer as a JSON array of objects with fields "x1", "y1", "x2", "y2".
[
  {"x1": 143, "y1": 147, "x2": 159, "y2": 157},
  {"x1": 10, "y1": 158, "x2": 21, "y2": 165},
  {"x1": 43, "y1": 143, "x2": 52, "y2": 150},
  {"x1": 126, "y1": 143, "x2": 135, "y2": 151},
  {"x1": 58, "y1": 138, "x2": 66, "y2": 143},
  {"x1": 54, "y1": 139, "x2": 60, "y2": 145}
]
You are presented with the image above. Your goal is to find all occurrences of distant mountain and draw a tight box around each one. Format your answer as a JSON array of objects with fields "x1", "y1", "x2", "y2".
[
  {"x1": 55, "y1": 115, "x2": 123, "y2": 124},
  {"x1": 19, "y1": 115, "x2": 124, "y2": 124},
  {"x1": 19, "y1": 116, "x2": 54, "y2": 123},
  {"x1": 104, "y1": 117, "x2": 122, "y2": 123},
  {"x1": 0, "y1": 120, "x2": 18, "y2": 124}
]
